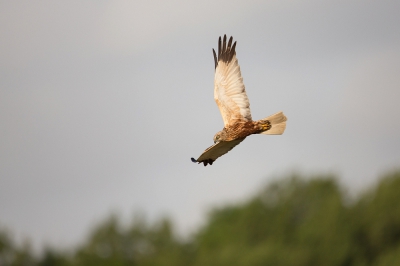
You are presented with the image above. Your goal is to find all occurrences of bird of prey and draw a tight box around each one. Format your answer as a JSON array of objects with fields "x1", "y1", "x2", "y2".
[{"x1": 191, "y1": 35, "x2": 287, "y2": 166}]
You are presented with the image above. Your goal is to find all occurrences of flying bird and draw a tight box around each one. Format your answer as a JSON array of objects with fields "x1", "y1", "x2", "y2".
[{"x1": 191, "y1": 35, "x2": 287, "y2": 166}]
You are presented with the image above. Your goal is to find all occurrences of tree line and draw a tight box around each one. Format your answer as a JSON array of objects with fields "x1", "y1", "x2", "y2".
[{"x1": 1, "y1": 170, "x2": 400, "y2": 266}]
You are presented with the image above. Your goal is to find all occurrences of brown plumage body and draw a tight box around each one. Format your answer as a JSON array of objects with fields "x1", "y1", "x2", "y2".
[{"x1": 213, "y1": 119, "x2": 271, "y2": 143}]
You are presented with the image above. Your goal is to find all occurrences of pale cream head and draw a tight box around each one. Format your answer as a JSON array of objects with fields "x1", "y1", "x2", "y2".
[{"x1": 213, "y1": 130, "x2": 227, "y2": 143}]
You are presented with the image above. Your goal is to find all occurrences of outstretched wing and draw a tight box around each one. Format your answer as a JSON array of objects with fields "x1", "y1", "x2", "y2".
[
  {"x1": 213, "y1": 35, "x2": 252, "y2": 127},
  {"x1": 191, "y1": 138, "x2": 245, "y2": 166}
]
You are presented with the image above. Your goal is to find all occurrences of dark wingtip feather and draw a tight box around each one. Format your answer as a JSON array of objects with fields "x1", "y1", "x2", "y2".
[
  {"x1": 222, "y1": 35, "x2": 227, "y2": 61},
  {"x1": 230, "y1": 41, "x2": 237, "y2": 62},
  {"x1": 212, "y1": 49, "x2": 217, "y2": 69},
  {"x1": 213, "y1": 35, "x2": 236, "y2": 70},
  {"x1": 218, "y1": 36, "x2": 221, "y2": 59},
  {"x1": 192, "y1": 158, "x2": 215, "y2": 166},
  {"x1": 227, "y1": 36, "x2": 233, "y2": 51}
]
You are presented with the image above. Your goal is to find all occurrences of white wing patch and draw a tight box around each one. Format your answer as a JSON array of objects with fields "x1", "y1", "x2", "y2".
[{"x1": 214, "y1": 55, "x2": 252, "y2": 127}]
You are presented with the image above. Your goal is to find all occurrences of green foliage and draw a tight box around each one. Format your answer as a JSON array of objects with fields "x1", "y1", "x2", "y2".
[
  {"x1": 354, "y1": 171, "x2": 400, "y2": 265},
  {"x1": 2, "y1": 170, "x2": 400, "y2": 265},
  {"x1": 72, "y1": 214, "x2": 192, "y2": 266},
  {"x1": 0, "y1": 229, "x2": 36, "y2": 266},
  {"x1": 37, "y1": 249, "x2": 70, "y2": 266},
  {"x1": 193, "y1": 175, "x2": 354, "y2": 266}
]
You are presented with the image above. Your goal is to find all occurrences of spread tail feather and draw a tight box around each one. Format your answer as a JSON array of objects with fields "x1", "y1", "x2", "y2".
[{"x1": 260, "y1": 111, "x2": 287, "y2": 135}]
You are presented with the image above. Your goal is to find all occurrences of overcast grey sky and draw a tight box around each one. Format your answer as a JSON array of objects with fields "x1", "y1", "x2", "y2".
[{"x1": 1, "y1": 0, "x2": 400, "y2": 251}]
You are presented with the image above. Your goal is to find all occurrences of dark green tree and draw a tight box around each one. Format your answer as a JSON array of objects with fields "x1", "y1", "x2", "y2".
[
  {"x1": 0, "y1": 228, "x2": 36, "y2": 266},
  {"x1": 73, "y1": 214, "x2": 191, "y2": 266},
  {"x1": 193, "y1": 175, "x2": 356, "y2": 266},
  {"x1": 354, "y1": 171, "x2": 400, "y2": 265}
]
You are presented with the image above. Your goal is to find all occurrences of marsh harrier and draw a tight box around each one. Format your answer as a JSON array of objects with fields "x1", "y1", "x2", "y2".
[{"x1": 191, "y1": 35, "x2": 287, "y2": 166}]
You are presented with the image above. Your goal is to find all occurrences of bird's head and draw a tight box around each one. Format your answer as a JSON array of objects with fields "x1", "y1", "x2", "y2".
[{"x1": 213, "y1": 131, "x2": 225, "y2": 143}]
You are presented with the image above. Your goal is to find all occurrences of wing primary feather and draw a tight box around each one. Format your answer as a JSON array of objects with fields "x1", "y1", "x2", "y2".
[
  {"x1": 203, "y1": 159, "x2": 214, "y2": 166},
  {"x1": 215, "y1": 35, "x2": 236, "y2": 65},
  {"x1": 213, "y1": 49, "x2": 218, "y2": 69},
  {"x1": 218, "y1": 36, "x2": 221, "y2": 59},
  {"x1": 230, "y1": 41, "x2": 237, "y2": 62},
  {"x1": 227, "y1": 36, "x2": 233, "y2": 52},
  {"x1": 222, "y1": 35, "x2": 227, "y2": 61}
]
